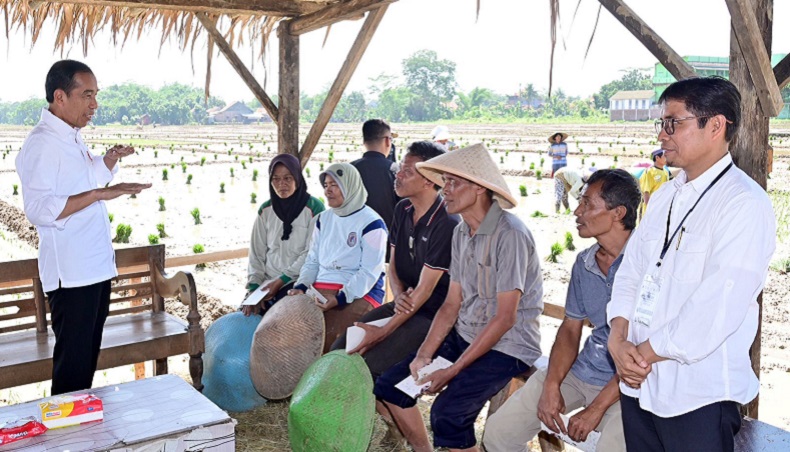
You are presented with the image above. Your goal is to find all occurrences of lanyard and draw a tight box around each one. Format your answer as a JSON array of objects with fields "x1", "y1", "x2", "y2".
[{"x1": 656, "y1": 162, "x2": 733, "y2": 267}]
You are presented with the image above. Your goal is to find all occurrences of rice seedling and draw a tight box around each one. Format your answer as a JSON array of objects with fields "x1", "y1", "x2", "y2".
[
  {"x1": 156, "y1": 223, "x2": 167, "y2": 238},
  {"x1": 193, "y1": 244, "x2": 206, "y2": 269},
  {"x1": 536, "y1": 170, "x2": 543, "y2": 180},
  {"x1": 12, "y1": 184, "x2": 18, "y2": 195},
  {"x1": 148, "y1": 234, "x2": 159, "y2": 245},
  {"x1": 220, "y1": 182, "x2": 226, "y2": 194},
  {"x1": 531, "y1": 210, "x2": 548, "y2": 218},
  {"x1": 191, "y1": 208, "x2": 201, "y2": 225},
  {"x1": 114, "y1": 224, "x2": 132, "y2": 243},
  {"x1": 251, "y1": 193, "x2": 257, "y2": 204},
  {"x1": 230, "y1": 168, "x2": 235, "y2": 178},
  {"x1": 201, "y1": 157, "x2": 206, "y2": 166},
  {"x1": 158, "y1": 196, "x2": 166, "y2": 211},
  {"x1": 519, "y1": 185, "x2": 528, "y2": 197},
  {"x1": 306, "y1": 168, "x2": 311, "y2": 178},
  {"x1": 108, "y1": 213, "x2": 114, "y2": 223},
  {"x1": 546, "y1": 242, "x2": 564, "y2": 263},
  {"x1": 187, "y1": 174, "x2": 193, "y2": 185},
  {"x1": 162, "y1": 169, "x2": 168, "y2": 181},
  {"x1": 242, "y1": 161, "x2": 247, "y2": 170},
  {"x1": 530, "y1": 162, "x2": 535, "y2": 170},
  {"x1": 181, "y1": 163, "x2": 187, "y2": 174},
  {"x1": 564, "y1": 232, "x2": 576, "y2": 251}
]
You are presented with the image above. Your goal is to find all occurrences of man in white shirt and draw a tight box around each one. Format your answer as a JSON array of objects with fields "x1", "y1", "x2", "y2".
[
  {"x1": 16, "y1": 60, "x2": 151, "y2": 395},
  {"x1": 607, "y1": 77, "x2": 776, "y2": 451}
]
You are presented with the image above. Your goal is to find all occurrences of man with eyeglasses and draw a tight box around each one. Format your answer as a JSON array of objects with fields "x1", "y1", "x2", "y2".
[
  {"x1": 352, "y1": 119, "x2": 402, "y2": 253},
  {"x1": 607, "y1": 77, "x2": 776, "y2": 451}
]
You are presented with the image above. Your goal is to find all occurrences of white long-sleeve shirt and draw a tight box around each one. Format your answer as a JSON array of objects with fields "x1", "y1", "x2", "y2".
[
  {"x1": 607, "y1": 153, "x2": 776, "y2": 417},
  {"x1": 295, "y1": 206, "x2": 387, "y2": 305},
  {"x1": 16, "y1": 108, "x2": 118, "y2": 292}
]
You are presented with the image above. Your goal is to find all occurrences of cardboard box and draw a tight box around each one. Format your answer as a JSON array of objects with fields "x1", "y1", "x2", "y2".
[{"x1": 39, "y1": 394, "x2": 103, "y2": 429}]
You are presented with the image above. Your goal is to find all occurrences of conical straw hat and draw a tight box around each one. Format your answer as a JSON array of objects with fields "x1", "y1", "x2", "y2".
[
  {"x1": 416, "y1": 142, "x2": 517, "y2": 209},
  {"x1": 548, "y1": 132, "x2": 569, "y2": 143},
  {"x1": 249, "y1": 294, "x2": 325, "y2": 400},
  {"x1": 289, "y1": 351, "x2": 375, "y2": 451}
]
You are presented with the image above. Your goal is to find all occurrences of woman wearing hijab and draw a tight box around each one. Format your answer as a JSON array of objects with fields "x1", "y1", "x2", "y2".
[
  {"x1": 289, "y1": 162, "x2": 388, "y2": 348},
  {"x1": 243, "y1": 154, "x2": 325, "y2": 316}
]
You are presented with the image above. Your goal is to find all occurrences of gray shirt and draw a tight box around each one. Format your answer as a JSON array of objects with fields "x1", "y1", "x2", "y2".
[
  {"x1": 565, "y1": 243, "x2": 622, "y2": 387},
  {"x1": 450, "y1": 201, "x2": 543, "y2": 366}
]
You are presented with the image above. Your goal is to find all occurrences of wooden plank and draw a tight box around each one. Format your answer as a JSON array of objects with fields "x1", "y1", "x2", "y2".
[
  {"x1": 111, "y1": 281, "x2": 152, "y2": 294},
  {"x1": 299, "y1": 5, "x2": 389, "y2": 167},
  {"x1": 278, "y1": 20, "x2": 300, "y2": 157},
  {"x1": 0, "y1": 285, "x2": 33, "y2": 296},
  {"x1": 0, "y1": 258, "x2": 39, "y2": 285},
  {"x1": 166, "y1": 247, "x2": 248, "y2": 268},
  {"x1": 115, "y1": 270, "x2": 154, "y2": 281},
  {"x1": 598, "y1": 0, "x2": 696, "y2": 80},
  {"x1": 773, "y1": 48, "x2": 790, "y2": 89},
  {"x1": 196, "y1": 13, "x2": 280, "y2": 123},
  {"x1": 42, "y1": 0, "x2": 327, "y2": 16},
  {"x1": 725, "y1": 0, "x2": 784, "y2": 117},
  {"x1": 288, "y1": 0, "x2": 395, "y2": 35},
  {"x1": 115, "y1": 245, "x2": 157, "y2": 269},
  {"x1": 0, "y1": 322, "x2": 37, "y2": 335},
  {"x1": 109, "y1": 305, "x2": 154, "y2": 316}
]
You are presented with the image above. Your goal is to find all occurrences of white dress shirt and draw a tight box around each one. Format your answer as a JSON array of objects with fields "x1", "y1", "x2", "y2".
[
  {"x1": 16, "y1": 108, "x2": 119, "y2": 292},
  {"x1": 607, "y1": 153, "x2": 776, "y2": 417}
]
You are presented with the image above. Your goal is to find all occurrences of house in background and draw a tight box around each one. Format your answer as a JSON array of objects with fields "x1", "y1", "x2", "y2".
[
  {"x1": 608, "y1": 90, "x2": 659, "y2": 121},
  {"x1": 208, "y1": 101, "x2": 253, "y2": 124}
]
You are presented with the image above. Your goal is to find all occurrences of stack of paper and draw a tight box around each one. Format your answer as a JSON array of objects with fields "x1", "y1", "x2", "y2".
[
  {"x1": 395, "y1": 357, "x2": 454, "y2": 398},
  {"x1": 539, "y1": 413, "x2": 600, "y2": 452},
  {"x1": 241, "y1": 284, "x2": 271, "y2": 306},
  {"x1": 345, "y1": 317, "x2": 393, "y2": 352}
]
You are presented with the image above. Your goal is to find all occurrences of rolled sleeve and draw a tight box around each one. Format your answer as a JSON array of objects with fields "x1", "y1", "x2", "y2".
[
  {"x1": 648, "y1": 194, "x2": 775, "y2": 364},
  {"x1": 17, "y1": 137, "x2": 70, "y2": 229},
  {"x1": 93, "y1": 153, "x2": 117, "y2": 186}
]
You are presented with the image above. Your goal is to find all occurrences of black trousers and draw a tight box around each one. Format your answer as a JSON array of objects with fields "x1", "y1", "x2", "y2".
[
  {"x1": 47, "y1": 280, "x2": 112, "y2": 395},
  {"x1": 330, "y1": 303, "x2": 433, "y2": 380},
  {"x1": 621, "y1": 395, "x2": 741, "y2": 452}
]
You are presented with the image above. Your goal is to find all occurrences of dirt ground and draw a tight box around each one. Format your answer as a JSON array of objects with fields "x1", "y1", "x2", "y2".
[{"x1": 1, "y1": 122, "x2": 789, "y2": 450}]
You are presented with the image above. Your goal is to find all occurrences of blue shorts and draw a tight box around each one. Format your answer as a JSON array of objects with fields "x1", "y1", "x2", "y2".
[{"x1": 373, "y1": 329, "x2": 529, "y2": 449}]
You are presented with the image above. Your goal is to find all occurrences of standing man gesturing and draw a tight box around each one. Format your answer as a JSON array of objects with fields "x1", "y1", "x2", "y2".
[
  {"x1": 606, "y1": 77, "x2": 776, "y2": 451},
  {"x1": 16, "y1": 60, "x2": 151, "y2": 395}
]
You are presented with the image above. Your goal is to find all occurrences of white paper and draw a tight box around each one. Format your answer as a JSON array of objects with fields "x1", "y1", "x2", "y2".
[
  {"x1": 395, "y1": 356, "x2": 454, "y2": 398},
  {"x1": 539, "y1": 413, "x2": 600, "y2": 452},
  {"x1": 306, "y1": 285, "x2": 328, "y2": 304},
  {"x1": 241, "y1": 281, "x2": 273, "y2": 306},
  {"x1": 345, "y1": 317, "x2": 393, "y2": 352}
]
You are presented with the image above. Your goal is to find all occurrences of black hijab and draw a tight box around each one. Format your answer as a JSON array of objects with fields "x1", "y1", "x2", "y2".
[{"x1": 268, "y1": 154, "x2": 310, "y2": 240}]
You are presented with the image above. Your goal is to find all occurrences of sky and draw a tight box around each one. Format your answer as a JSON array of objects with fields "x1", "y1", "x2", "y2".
[{"x1": 0, "y1": 0, "x2": 789, "y2": 104}]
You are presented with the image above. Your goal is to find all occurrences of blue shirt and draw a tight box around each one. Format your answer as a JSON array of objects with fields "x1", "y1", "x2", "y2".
[
  {"x1": 564, "y1": 242, "x2": 623, "y2": 387},
  {"x1": 549, "y1": 143, "x2": 568, "y2": 165}
]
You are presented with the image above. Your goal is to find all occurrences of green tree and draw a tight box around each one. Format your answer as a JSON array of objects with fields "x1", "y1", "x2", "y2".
[
  {"x1": 401, "y1": 50, "x2": 457, "y2": 121},
  {"x1": 593, "y1": 69, "x2": 653, "y2": 110}
]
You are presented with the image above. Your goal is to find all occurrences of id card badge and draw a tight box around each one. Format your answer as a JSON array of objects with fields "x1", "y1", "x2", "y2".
[{"x1": 635, "y1": 273, "x2": 662, "y2": 327}]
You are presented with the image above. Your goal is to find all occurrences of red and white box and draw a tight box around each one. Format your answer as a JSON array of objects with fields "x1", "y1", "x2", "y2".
[{"x1": 38, "y1": 394, "x2": 103, "y2": 429}]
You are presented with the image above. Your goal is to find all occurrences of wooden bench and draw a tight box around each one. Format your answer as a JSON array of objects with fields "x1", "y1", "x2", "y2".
[{"x1": 0, "y1": 244, "x2": 205, "y2": 392}]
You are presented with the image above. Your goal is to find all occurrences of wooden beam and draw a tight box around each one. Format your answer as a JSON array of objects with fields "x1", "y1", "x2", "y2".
[
  {"x1": 195, "y1": 13, "x2": 279, "y2": 123},
  {"x1": 40, "y1": 0, "x2": 327, "y2": 16},
  {"x1": 299, "y1": 6, "x2": 388, "y2": 166},
  {"x1": 725, "y1": 0, "x2": 784, "y2": 117},
  {"x1": 598, "y1": 0, "x2": 696, "y2": 80},
  {"x1": 288, "y1": 0, "x2": 395, "y2": 35},
  {"x1": 773, "y1": 52, "x2": 790, "y2": 90},
  {"x1": 278, "y1": 21, "x2": 300, "y2": 157},
  {"x1": 728, "y1": 0, "x2": 773, "y2": 419}
]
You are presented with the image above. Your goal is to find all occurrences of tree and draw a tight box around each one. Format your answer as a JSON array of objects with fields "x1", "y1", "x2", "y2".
[
  {"x1": 401, "y1": 50, "x2": 457, "y2": 121},
  {"x1": 593, "y1": 69, "x2": 653, "y2": 110}
]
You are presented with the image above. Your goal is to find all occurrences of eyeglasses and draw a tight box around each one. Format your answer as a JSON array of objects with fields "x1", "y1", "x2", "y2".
[{"x1": 654, "y1": 116, "x2": 712, "y2": 136}]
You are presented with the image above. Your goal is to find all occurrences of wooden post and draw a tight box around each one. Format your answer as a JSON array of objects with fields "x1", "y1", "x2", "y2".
[
  {"x1": 195, "y1": 13, "x2": 279, "y2": 123},
  {"x1": 597, "y1": 0, "x2": 696, "y2": 80},
  {"x1": 278, "y1": 21, "x2": 300, "y2": 157},
  {"x1": 725, "y1": 0, "x2": 784, "y2": 116},
  {"x1": 729, "y1": 0, "x2": 773, "y2": 419},
  {"x1": 299, "y1": 6, "x2": 389, "y2": 167},
  {"x1": 288, "y1": 0, "x2": 395, "y2": 35}
]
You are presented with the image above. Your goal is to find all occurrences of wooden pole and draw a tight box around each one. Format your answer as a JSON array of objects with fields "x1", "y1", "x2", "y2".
[
  {"x1": 299, "y1": 6, "x2": 389, "y2": 167},
  {"x1": 725, "y1": 0, "x2": 784, "y2": 116},
  {"x1": 278, "y1": 20, "x2": 300, "y2": 157},
  {"x1": 195, "y1": 13, "x2": 279, "y2": 123},
  {"x1": 729, "y1": 0, "x2": 773, "y2": 420},
  {"x1": 597, "y1": 0, "x2": 696, "y2": 80},
  {"x1": 288, "y1": 0, "x2": 395, "y2": 35}
]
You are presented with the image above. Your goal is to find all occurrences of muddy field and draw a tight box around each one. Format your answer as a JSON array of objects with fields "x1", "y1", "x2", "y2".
[{"x1": 1, "y1": 122, "x2": 789, "y2": 450}]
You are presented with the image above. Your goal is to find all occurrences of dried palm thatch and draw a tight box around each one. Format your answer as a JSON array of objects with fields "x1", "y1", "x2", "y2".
[{"x1": 0, "y1": 0, "x2": 288, "y2": 97}]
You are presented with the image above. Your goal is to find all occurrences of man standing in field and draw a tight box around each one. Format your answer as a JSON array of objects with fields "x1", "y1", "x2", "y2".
[
  {"x1": 607, "y1": 77, "x2": 775, "y2": 451},
  {"x1": 638, "y1": 149, "x2": 670, "y2": 217},
  {"x1": 16, "y1": 60, "x2": 150, "y2": 394}
]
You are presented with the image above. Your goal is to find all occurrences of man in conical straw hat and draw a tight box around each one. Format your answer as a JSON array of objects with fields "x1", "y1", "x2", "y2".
[{"x1": 373, "y1": 143, "x2": 544, "y2": 452}]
